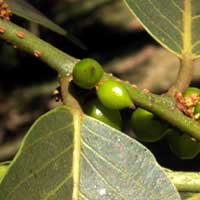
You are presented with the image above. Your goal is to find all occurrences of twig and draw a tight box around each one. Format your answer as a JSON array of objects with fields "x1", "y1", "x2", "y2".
[
  {"x1": 1, "y1": 18, "x2": 200, "y2": 141},
  {"x1": 165, "y1": 169, "x2": 200, "y2": 192}
]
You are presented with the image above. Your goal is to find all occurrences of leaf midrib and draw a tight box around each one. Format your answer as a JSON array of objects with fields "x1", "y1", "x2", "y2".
[{"x1": 183, "y1": 0, "x2": 192, "y2": 56}]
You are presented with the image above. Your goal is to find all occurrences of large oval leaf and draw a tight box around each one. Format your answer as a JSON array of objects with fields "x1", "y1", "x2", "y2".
[
  {"x1": 0, "y1": 106, "x2": 181, "y2": 200},
  {"x1": 124, "y1": 0, "x2": 200, "y2": 58},
  {"x1": 80, "y1": 116, "x2": 180, "y2": 200},
  {"x1": 0, "y1": 107, "x2": 75, "y2": 200}
]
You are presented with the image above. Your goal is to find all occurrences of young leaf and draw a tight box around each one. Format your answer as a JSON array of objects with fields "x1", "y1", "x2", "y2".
[
  {"x1": 124, "y1": 0, "x2": 200, "y2": 58},
  {"x1": 0, "y1": 106, "x2": 181, "y2": 200},
  {"x1": 5, "y1": 0, "x2": 85, "y2": 49},
  {"x1": 5, "y1": 0, "x2": 66, "y2": 36}
]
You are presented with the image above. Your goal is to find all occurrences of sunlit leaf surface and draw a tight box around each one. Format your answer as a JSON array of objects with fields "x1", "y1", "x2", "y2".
[{"x1": 0, "y1": 107, "x2": 181, "y2": 200}]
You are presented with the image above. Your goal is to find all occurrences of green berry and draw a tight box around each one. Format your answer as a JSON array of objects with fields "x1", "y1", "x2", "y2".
[
  {"x1": 72, "y1": 58, "x2": 103, "y2": 89},
  {"x1": 166, "y1": 129, "x2": 200, "y2": 159},
  {"x1": 183, "y1": 87, "x2": 200, "y2": 97},
  {"x1": 131, "y1": 108, "x2": 169, "y2": 142},
  {"x1": 194, "y1": 103, "x2": 200, "y2": 120},
  {"x1": 97, "y1": 80, "x2": 133, "y2": 109},
  {"x1": 83, "y1": 98, "x2": 122, "y2": 130}
]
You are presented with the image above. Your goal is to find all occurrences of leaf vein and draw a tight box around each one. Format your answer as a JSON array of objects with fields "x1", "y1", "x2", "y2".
[
  {"x1": 148, "y1": 0, "x2": 182, "y2": 34},
  {"x1": 81, "y1": 152, "x2": 127, "y2": 200},
  {"x1": 79, "y1": 191, "x2": 92, "y2": 200},
  {"x1": 133, "y1": 0, "x2": 182, "y2": 51},
  {"x1": 81, "y1": 139, "x2": 123, "y2": 173},
  {"x1": 44, "y1": 173, "x2": 73, "y2": 200},
  {"x1": 192, "y1": 40, "x2": 200, "y2": 49},
  {"x1": 81, "y1": 139, "x2": 156, "y2": 199},
  {"x1": 170, "y1": 0, "x2": 183, "y2": 12},
  {"x1": 192, "y1": 14, "x2": 200, "y2": 20},
  {"x1": 24, "y1": 122, "x2": 73, "y2": 151},
  {"x1": 83, "y1": 124, "x2": 114, "y2": 144}
]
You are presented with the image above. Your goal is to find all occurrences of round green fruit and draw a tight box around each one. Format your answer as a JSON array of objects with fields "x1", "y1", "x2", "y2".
[
  {"x1": 194, "y1": 103, "x2": 200, "y2": 120},
  {"x1": 83, "y1": 98, "x2": 122, "y2": 130},
  {"x1": 72, "y1": 58, "x2": 103, "y2": 89},
  {"x1": 166, "y1": 129, "x2": 200, "y2": 159},
  {"x1": 97, "y1": 80, "x2": 133, "y2": 110},
  {"x1": 131, "y1": 108, "x2": 169, "y2": 142},
  {"x1": 183, "y1": 87, "x2": 200, "y2": 97}
]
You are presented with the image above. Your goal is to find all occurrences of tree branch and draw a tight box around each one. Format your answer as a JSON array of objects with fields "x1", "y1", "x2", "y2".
[
  {"x1": 165, "y1": 169, "x2": 200, "y2": 192},
  {"x1": 1, "y1": 19, "x2": 200, "y2": 141},
  {"x1": 0, "y1": 19, "x2": 78, "y2": 76},
  {"x1": 167, "y1": 54, "x2": 194, "y2": 96}
]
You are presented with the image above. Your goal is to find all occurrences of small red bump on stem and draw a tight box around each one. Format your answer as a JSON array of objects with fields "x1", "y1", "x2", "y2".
[
  {"x1": 191, "y1": 137, "x2": 197, "y2": 142},
  {"x1": 116, "y1": 79, "x2": 123, "y2": 83},
  {"x1": 0, "y1": 26, "x2": 5, "y2": 33},
  {"x1": 17, "y1": 31, "x2": 24, "y2": 39},
  {"x1": 131, "y1": 84, "x2": 138, "y2": 89},
  {"x1": 129, "y1": 103, "x2": 136, "y2": 110},
  {"x1": 34, "y1": 50, "x2": 41, "y2": 58},
  {"x1": 143, "y1": 88, "x2": 150, "y2": 94}
]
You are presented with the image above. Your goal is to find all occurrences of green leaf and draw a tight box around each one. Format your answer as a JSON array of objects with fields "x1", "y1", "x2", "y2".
[
  {"x1": 5, "y1": 0, "x2": 85, "y2": 49},
  {"x1": 124, "y1": 0, "x2": 200, "y2": 58},
  {"x1": 0, "y1": 163, "x2": 9, "y2": 183},
  {"x1": 0, "y1": 106, "x2": 74, "y2": 200},
  {"x1": 0, "y1": 106, "x2": 181, "y2": 199},
  {"x1": 5, "y1": 0, "x2": 66, "y2": 36}
]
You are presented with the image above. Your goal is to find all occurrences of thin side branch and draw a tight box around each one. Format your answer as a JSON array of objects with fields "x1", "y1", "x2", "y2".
[{"x1": 165, "y1": 169, "x2": 200, "y2": 192}]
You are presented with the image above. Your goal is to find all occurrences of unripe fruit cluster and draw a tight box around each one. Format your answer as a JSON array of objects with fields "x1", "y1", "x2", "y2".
[
  {"x1": 72, "y1": 58, "x2": 133, "y2": 130},
  {"x1": 72, "y1": 59, "x2": 200, "y2": 159},
  {"x1": 165, "y1": 87, "x2": 200, "y2": 159},
  {"x1": 131, "y1": 87, "x2": 200, "y2": 160}
]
